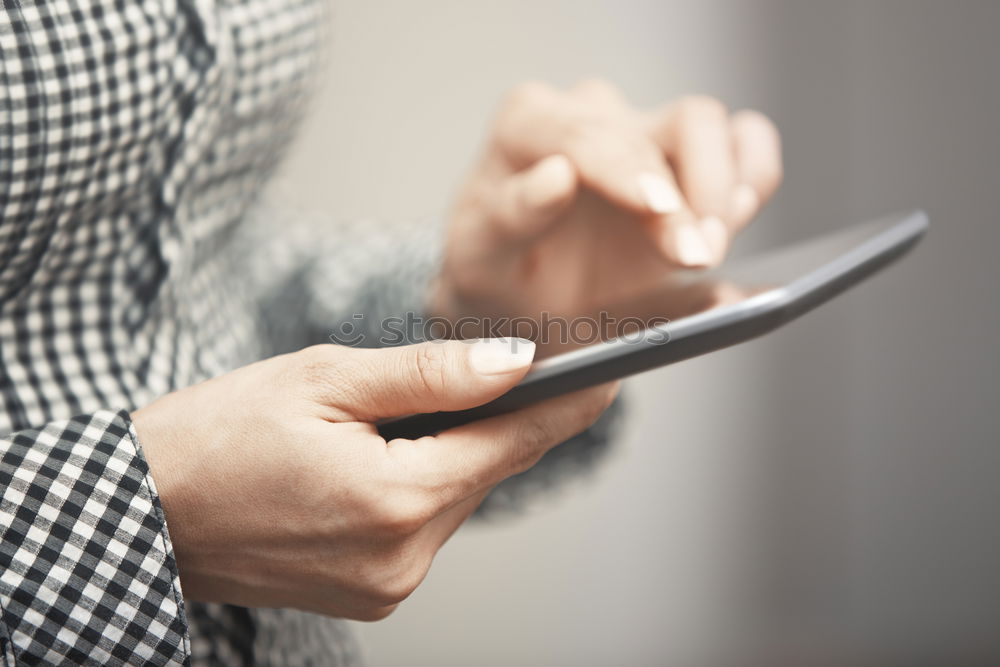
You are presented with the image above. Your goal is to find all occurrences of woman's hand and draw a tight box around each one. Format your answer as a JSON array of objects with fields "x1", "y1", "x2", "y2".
[
  {"x1": 437, "y1": 80, "x2": 783, "y2": 331},
  {"x1": 133, "y1": 339, "x2": 615, "y2": 620}
]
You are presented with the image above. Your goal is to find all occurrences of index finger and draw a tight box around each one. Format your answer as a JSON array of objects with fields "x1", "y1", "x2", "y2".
[
  {"x1": 495, "y1": 83, "x2": 684, "y2": 217},
  {"x1": 384, "y1": 384, "x2": 618, "y2": 510},
  {"x1": 730, "y1": 109, "x2": 784, "y2": 229},
  {"x1": 647, "y1": 96, "x2": 737, "y2": 221}
]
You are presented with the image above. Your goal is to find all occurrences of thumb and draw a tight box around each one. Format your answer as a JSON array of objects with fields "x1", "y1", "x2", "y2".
[
  {"x1": 491, "y1": 154, "x2": 578, "y2": 241},
  {"x1": 344, "y1": 338, "x2": 535, "y2": 421}
]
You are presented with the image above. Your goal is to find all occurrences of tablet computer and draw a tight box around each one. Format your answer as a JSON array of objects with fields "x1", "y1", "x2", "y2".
[{"x1": 378, "y1": 210, "x2": 929, "y2": 440}]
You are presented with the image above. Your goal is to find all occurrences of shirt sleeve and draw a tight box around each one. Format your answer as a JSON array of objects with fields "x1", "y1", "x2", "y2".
[
  {"x1": 236, "y1": 201, "x2": 442, "y2": 356},
  {"x1": 0, "y1": 410, "x2": 189, "y2": 666}
]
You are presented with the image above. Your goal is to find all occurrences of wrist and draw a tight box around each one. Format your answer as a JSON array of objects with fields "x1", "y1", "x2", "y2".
[{"x1": 130, "y1": 402, "x2": 197, "y2": 568}]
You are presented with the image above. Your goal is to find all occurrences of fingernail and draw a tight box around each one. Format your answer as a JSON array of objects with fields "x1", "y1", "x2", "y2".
[
  {"x1": 638, "y1": 172, "x2": 682, "y2": 214},
  {"x1": 468, "y1": 338, "x2": 536, "y2": 375},
  {"x1": 731, "y1": 183, "x2": 760, "y2": 226},
  {"x1": 672, "y1": 223, "x2": 713, "y2": 267},
  {"x1": 700, "y1": 216, "x2": 729, "y2": 264}
]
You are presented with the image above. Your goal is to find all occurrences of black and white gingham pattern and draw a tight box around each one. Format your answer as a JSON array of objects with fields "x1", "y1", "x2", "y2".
[
  {"x1": 0, "y1": 0, "x2": 384, "y2": 663},
  {"x1": 0, "y1": 410, "x2": 187, "y2": 664},
  {"x1": 0, "y1": 1, "x2": 448, "y2": 663},
  {"x1": 0, "y1": 1, "x2": 617, "y2": 664}
]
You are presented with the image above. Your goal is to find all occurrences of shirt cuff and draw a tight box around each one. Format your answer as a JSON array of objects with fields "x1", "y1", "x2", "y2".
[{"x1": 0, "y1": 409, "x2": 190, "y2": 665}]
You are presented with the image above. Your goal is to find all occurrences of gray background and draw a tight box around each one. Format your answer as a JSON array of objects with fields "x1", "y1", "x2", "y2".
[{"x1": 274, "y1": 1, "x2": 1000, "y2": 664}]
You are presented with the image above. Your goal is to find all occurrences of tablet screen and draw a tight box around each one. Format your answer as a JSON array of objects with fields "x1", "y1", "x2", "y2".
[
  {"x1": 534, "y1": 213, "x2": 915, "y2": 358},
  {"x1": 378, "y1": 211, "x2": 927, "y2": 439}
]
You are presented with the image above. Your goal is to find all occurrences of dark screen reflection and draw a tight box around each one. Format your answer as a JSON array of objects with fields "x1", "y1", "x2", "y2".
[
  {"x1": 531, "y1": 272, "x2": 771, "y2": 359},
  {"x1": 531, "y1": 214, "x2": 912, "y2": 358}
]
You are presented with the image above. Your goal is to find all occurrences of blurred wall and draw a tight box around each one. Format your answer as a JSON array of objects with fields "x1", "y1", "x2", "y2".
[{"x1": 274, "y1": 1, "x2": 1000, "y2": 664}]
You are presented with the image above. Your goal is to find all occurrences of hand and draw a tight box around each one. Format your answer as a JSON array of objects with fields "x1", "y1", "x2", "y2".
[
  {"x1": 133, "y1": 339, "x2": 615, "y2": 620},
  {"x1": 437, "y1": 81, "x2": 783, "y2": 334}
]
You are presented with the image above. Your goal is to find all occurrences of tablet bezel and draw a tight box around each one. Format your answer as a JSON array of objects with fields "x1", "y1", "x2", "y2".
[{"x1": 377, "y1": 210, "x2": 929, "y2": 440}]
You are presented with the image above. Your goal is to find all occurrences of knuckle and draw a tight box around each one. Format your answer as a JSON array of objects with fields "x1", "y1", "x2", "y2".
[
  {"x1": 409, "y1": 470, "x2": 455, "y2": 513},
  {"x1": 504, "y1": 80, "x2": 553, "y2": 110},
  {"x1": 514, "y1": 391, "x2": 609, "y2": 459},
  {"x1": 512, "y1": 415, "x2": 558, "y2": 464},
  {"x1": 359, "y1": 554, "x2": 429, "y2": 608},
  {"x1": 571, "y1": 79, "x2": 636, "y2": 121},
  {"x1": 517, "y1": 414, "x2": 552, "y2": 446},
  {"x1": 298, "y1": 343, "x2": 340, "y2": 363},
  {"x1": 384, "y1": 568, "x2": 425, "y2": 605},
  {"x1": 733, "y1": 108, "x2": 779, "y2": 137},
  {"x1": 678, "y1": 94, "x2": 729, "y2": 122},
  {"x1": 294, "y1": 343, "x2": 330, "y2": 371},
  {"x1": 411, "y1": 344, "x2": 448, "y2": 399},
  {"x1": 291, "y1": 344, "x2": 359, "y2": 410},
  {"x1": 733, "y1": 109, "x2": 784, "y2": 186},
  {"x1": 564, "y1": 111, "x2": 643, "y2": 160},
  {"x1": 373, "y1": 490, "x2": 434, "y2": 537},
  {"x1": 564, "y1": 116, "x2": 610, "y2": 154},
  {"x1": 573, "y1": 77, "x2": 619, "y2": 98},
  {"x1": 365, "y1": 581, "x2": 411, "y2": 608},
  {"x1": 295, "y1": 344, "x2": 341, "y2": 385},
  {"x1": 377, "y1": 509, "x2": 424, "y2": 539}
]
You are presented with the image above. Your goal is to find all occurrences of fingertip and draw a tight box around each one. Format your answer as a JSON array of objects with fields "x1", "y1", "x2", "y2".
[
  {"x1": 673, "y1": 222, "x2": 714, "y2": 268},
  {"x1": 732, "y1": 108, "x2": 781, "y2": 144},
  {"x1": 682, "y1": 166, "x2": 736, "y2": 222},
  {"x1": 731, "y1": 109, "x2": 783, "y2": 204},
  {"x1": 638, "y1": 171, "x2": 683, "y2": 214},
  {"x1": 699, "y1": 215, "x2": 730, "y2": 266},
  {"x1": 671, "y1": 98, "x2": 738, "y2": 220},
  {"x1": 657, "y1": 214, "x2": 713, "y2": 268},
  {"x1": 729, "y1": 183, "x2": 760, "y2": 229}
]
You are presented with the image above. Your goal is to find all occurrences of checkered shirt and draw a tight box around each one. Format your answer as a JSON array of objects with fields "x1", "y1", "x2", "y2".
[{"x1": 0, "y1": 1, "x2": 617, "y2": 664}]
